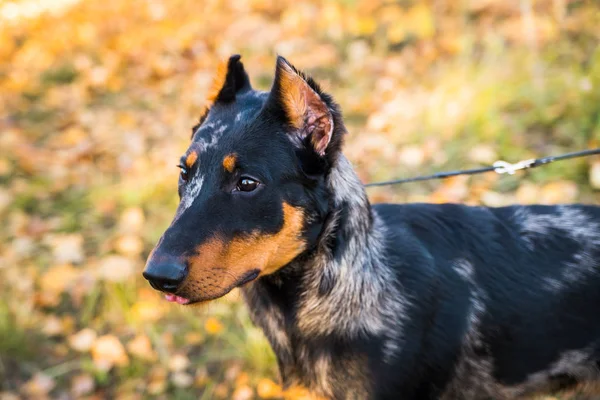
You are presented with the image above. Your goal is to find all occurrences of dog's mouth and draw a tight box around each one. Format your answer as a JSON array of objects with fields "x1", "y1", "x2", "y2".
[
  {"x1": 164, "y1": 294, "x2": 191, "y2": 305},
  {"x1": 161, "y1": 269, "x2": 260, "y2": 306}
]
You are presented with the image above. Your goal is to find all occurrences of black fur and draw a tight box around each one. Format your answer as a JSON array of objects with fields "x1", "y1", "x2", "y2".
[{"x1": 145, "y1": 55, "x2": 600, "y2": 399}]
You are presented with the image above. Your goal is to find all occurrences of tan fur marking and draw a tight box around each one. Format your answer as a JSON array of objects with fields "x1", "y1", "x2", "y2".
[
  {"x1": 277, "y1": 61, "x2": 333, "y2": 155},
  {"x1": 185, "y1": 151, "x2": 198, "y2": 168},
  {"x1": 183, "y1": 203, "x2": 305, "y2": 299},
  {"x1": 222, "y1": 153, "x2": 237, "y2": 173},
  {"x1": 206, "y1": 59, "x2": 229, "y2": 106},
  {"x1": 279, "y1": 62, "x2": 308, "y2": 129}
]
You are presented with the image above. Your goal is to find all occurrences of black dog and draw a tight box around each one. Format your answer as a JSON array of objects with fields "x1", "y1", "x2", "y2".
[{"x1": 144, "y1": 55, "x2": 600, "y2": 399}]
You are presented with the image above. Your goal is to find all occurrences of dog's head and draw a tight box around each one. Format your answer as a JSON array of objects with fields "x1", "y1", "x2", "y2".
[{"x1": 143, "y1": 55, "x2": 346, "y2": 304}]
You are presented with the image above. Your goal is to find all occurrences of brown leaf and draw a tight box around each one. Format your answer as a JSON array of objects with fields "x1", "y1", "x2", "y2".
[
  {"x1": 40, "y1": 264, "x2": 80, "y2": 295},
  {"x1": 127, "y1": 335, "x2": 156, "y2": 361},
  {"x1": 91, "y1": 335, "x2": 129, "y2": 371}
]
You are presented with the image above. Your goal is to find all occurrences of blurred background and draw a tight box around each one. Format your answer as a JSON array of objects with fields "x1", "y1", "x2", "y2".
[{"x1": 1, "y1": 0, "x2": 600, "y2": 398}]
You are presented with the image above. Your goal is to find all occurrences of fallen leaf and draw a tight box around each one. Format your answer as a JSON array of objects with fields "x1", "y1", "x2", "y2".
[
  {"x1": 399, "y1": 145, "x2": 425, "y2": 168},
  {"x1": 232, "y1": 385, "x2": 254, "y2": 400},
  {"x1": 91, "y1": 335, "x2": 129, "y2": 371},
  {"x1": 127, "y1": 334, "x2": 156, "y2": 361},
  {"x1": 68, "y1": 328, "x2": 97, "y2": 352},
  {"x1": 539, "y1": 181, "x2": 578, "y2": 204},
  {"x1": 40, "y1": 264, "x2": 80, "y2": 295},
  {"x1": 468, "y1": 144, "x2": 497, "y2": 164},
  {"x1": 589, "y1": 161, "x2": 600, "y2": 189},
  {"x1": 130, "y1": 300, "x2": 165, "y2": 322},
  {"x1": 171, "y1": 372, "x2": 193, "y2": 388},
  {"x1": 256, "y1": 378, "x2": 282, "y2": 399},
  {"x1": 168, "y1": 353, "x2": 190, "y2": 372},
  {"x1": 119, "y1": 207, "x2": 145, "y2": 232},
  {"x1": 114, "y1": 234, "x2": 143, "y2": 257},
  {"x1": 95, "y1": 255, "x2": 135, "y2": 283},
  {"x1": 22, "y1": 373, "x2": 55, "y2": 397},
  {"x1": 147, "y1": 366, "x2": 167, "y2": 395},
  {"x1": 71, "y1": 374, "x2": 95, "y2": 397},
  {"x1": 42, "y1": 315, "x2": 63, "y2": 337},
  {"x1": 515, "y1": 182, "x2": 540, "y2": 204},
  {"x1": 184, "y1": 332, "x2": 204, "y2": 345},
  {"x1": 204, "y1": 317, "x2": 224, "y2": 335},
  {"x1": 46, "y1": 234, "x2": 84, "y2": 264}
]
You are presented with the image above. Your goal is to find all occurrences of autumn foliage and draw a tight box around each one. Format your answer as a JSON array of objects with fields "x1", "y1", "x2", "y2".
[{"x1": 1, "y1": 0, "x2": 600, "y2": 398}]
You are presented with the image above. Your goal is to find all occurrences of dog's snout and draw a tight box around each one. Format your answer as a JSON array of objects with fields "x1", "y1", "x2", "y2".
[{"x1": 143, "y1": 261, "x2": 188, "y2": 292}]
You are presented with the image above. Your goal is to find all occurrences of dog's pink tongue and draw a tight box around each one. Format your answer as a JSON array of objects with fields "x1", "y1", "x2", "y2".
[{"x1": 164, "y1": 294, "x2": 190, "y2": 305}]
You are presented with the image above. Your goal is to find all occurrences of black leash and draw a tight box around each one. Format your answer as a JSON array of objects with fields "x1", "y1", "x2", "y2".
[{"x1": 365, "y1": 148, "x2": 600, "y2": 187}]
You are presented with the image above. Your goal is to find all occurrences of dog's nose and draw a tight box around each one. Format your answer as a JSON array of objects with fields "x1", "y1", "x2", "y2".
[{"x1": 143, "y1": 261, "x2": 187, "y2": 292}]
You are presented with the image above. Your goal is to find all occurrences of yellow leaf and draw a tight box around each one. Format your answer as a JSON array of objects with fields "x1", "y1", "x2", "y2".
[
  {"x1": 406, "y1": 4, "x2": 435, "y2": 39},
  {"x1": 204, "y1": 317, "x2": 224, "y2": 335},
  {"x1": 539, "y1": 181, "x2": 578, "y2": 204},
  {"x1": 40, "y1": 264, "x2": 80, "y2": 295},
  {"x1": 516, "y1": 182, "x2": 540, "y2": 204},
  {"x1": 131, "y1": 300, "x2": 165, "y2": 322},
  {"x1": 232, "y1": 385, "x2": 254, "y2": 400},
  {"x1": 256, "y1": 378, "x2": 283, "y2": 399},
  {"x1": 348, "y1": 15, "x2": 377, "y2": 36},
  {"x1": 184, "y1": 332, "x2": 204, "y2": 345},
  {"x1": 283, "y1": 385, "x2": 328, "y2": 400}
]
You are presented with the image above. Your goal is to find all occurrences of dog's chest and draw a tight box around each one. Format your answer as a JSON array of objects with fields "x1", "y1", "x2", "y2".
[{"x1": 242, "y1": 285, "x2": 371, "y2": 399}]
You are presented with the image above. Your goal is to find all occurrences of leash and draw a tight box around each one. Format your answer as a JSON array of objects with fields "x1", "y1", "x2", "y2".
[{"x1": 365, "y1": 148, "x2": 600, "y2": 187}]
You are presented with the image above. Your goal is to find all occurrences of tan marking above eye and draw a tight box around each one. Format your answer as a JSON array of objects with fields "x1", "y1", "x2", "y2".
[
  {"x1": 183, "y1": 203, "x2": 306, "y2": 298},
  {"x1": 185, "y1": 151, "x2": 198, "y2": 168},
  {"x1": 222, "y1": 153, "x2": 237, "y2": 173}
]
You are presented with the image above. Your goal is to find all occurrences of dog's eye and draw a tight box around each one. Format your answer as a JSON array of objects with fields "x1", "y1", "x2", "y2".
[
  {"x1": 177, "y1": 164, "x2": 189, "y2": 182},
  {"x1": 236, "y1": 177, "x2": 259, "y2": 192}
]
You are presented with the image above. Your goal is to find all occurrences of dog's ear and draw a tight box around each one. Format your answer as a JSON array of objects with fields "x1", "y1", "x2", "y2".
[
  {"x1": 266, "y1": 56, "x2": 334, "y2": 156},
  {"x1": 207, "y1": 54, "x2": 251, "y2": 105}
]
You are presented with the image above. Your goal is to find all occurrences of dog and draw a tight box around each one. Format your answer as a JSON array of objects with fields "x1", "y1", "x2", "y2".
[{"x1": 143, "y1": 55, "x2": 600, "y2": 399}]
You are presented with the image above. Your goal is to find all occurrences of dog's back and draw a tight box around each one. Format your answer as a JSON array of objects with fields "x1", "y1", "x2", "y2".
[{"x1": 374, "y1": 203, "x2": 600, "y2": 399}]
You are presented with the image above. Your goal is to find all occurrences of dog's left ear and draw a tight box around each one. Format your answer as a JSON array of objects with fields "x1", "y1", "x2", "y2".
[
  {"x1": 266, "y1": 56, "x2": 334, "y2": 156},
  {"x1": 207, "y1": 54, "x2": 251, "y2": 105}
]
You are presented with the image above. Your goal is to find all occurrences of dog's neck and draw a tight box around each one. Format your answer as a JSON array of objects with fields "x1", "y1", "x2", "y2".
[{"x1": 243, "y1": 156, "x2": 403, "y2": 373}]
